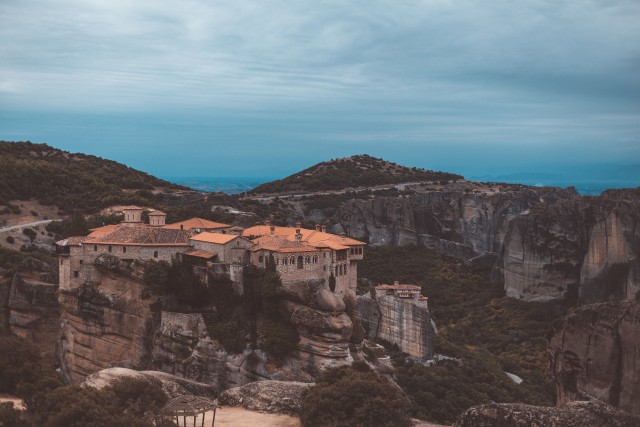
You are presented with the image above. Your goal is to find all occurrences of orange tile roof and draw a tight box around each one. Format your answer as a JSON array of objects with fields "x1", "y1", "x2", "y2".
[
  {"x1": 250, "y1": 235, "x2": 317, "y2": 253},
  {"x1": 190, "y1": 232, "x2": 238, "y2": 244},
  {"x1": 242, "y1": 225, "x2": 365, "y2": 250},
  {"x1": 55, "y1": 236, "x2": 87, "y2": 246},
  {"x1": 183, "y1": 249, "x2": 217, "y2": 259},
  {"x1": 89, "y1": 225, "x2": 191, "y2": 246},
  {"x1": 376, "y1": 284, "x2": 421, "y2": 291},
  {"x1": 148, "y1": 210, "x2": 166, "y2": 216},
  {"x1": 162, "y1": 218, "x2": 230, "y2": 230},
  {"x1": 87, "y1": 224, "x2": 119, "y2": 238}
]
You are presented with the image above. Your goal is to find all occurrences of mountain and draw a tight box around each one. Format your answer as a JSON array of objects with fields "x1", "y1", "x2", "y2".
[
  {"x1": 0, "y1": 141, "x2": 189, "y2": 214},
  {"x1": 249, "y1": 154, "x2": 462, "y2": 194}
]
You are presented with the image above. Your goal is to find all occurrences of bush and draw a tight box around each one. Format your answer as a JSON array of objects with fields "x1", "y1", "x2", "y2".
[
  {"x1": 0, "y1": 336, "x2": 41, "y2": 394},
  {"x1": 258, "y1": 318, "x2": 298, "y2": 363},
  {"x1": 6, "y1": 235, "x2": 14, "y2": 244},
  {"x1": 22, "y1": 228, "x2": 37, "y2": 241},
  {"x1": 301, "y1": 362, "x2": 412, "y2": 427}
]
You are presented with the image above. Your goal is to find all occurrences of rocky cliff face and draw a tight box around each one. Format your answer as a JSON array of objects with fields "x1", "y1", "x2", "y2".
[
  {"x1": 277, "y1": 279, "x2": 357, "y2": 376},
  {"x1": 0, "y1": 258, "x2": 59, "y2": 364},
  {"x1": 357, "y1": 293, "x2": 434, "y2": 359},
  {"x1": 57, "y1": 256, "x2": 162, "y2": 383},
  {"x1": 329, "y1": 184, "x2": 640, "y2": 303},
  {"x1": 150, "y1": 311, "x2": 273, "y2": 391},
  {"x1": 549, "y1": 301, "x2": 640, "y2": 416}
]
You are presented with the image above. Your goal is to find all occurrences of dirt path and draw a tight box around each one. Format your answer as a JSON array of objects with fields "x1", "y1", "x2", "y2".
[
  {"x1": 174, "y1": 406, "x2": 300, "y2": 427},
  {"x1": 0, "y1": 219, "x2": 53, "y2": 232}
]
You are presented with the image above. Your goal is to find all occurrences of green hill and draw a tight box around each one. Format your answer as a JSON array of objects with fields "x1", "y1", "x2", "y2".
[
  {"x1": 0, "y1": 141, "x2": 188, "y2": 214},
  {"x1": 250, "y1": 154, "x2": 463, "y2": 194}
]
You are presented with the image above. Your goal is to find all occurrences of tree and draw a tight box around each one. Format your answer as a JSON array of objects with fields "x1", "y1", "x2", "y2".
[{"x1": 301, "y1": 362, "x2": 411, "y2": 427}]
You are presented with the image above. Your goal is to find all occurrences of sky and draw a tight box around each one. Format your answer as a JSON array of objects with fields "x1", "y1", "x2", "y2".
[{"x1": 1, "y1": 0, "x2": 639, "y2": 183}]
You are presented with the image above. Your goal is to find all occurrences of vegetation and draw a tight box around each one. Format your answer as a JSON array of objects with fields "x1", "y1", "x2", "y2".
[
  {"x1": 0, "y1": 141, "x2": 186, "y2": 214},
  {"x1": 0, "y1": 336, "x2": 169, "y2": 427},
  {"x1": 251, "y1": 154, "x2": 462, "y2": 194},
  {"x1": 301, "y1": 361, "x2": 412, "y2": 427},
  {"x1": 0, "y1": 246, "x2": 54, "y2": 278},
  {"x1": 359, "y1": 245, "x2": 567, "y2": 424}
]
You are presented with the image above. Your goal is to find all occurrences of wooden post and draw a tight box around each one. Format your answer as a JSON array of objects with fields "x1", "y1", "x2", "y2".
[{"x1": 211, "y1": 407, "x2": 217, "y2": 427}]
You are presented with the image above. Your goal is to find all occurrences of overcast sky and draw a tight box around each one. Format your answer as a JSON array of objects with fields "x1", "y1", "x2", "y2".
[{"x1": 1, "y1": 0, "x2": 639, "y2": 181}]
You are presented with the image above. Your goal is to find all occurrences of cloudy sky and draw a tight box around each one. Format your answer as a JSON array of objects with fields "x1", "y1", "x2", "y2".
[{"x1": 1, "y1": 0, "x2": 639, "y2": 182}]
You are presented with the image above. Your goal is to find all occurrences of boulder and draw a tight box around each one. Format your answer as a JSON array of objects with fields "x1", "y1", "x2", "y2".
[{"x1": 217, "y1": 380, "x2": 310, "y2": 416}]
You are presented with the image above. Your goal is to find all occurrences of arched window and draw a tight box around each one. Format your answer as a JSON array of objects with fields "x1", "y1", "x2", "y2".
[
  {"x1": 108, "y1": 245, "x2": 112, "y2": 252},
  {"x1": 344, "y1": 265, "x2": 348, "y2": 275},
  {"x1": 290, "y1": 256, "x2": 295, "y2": 265},
  {"x1": 154, "y1": 251, "x2": 158, "y2": 258},
  {"x1": 94, "y1": 245, "x2": 97, "y2": 251},
  {"x1": 275, "y1": 257, "x2": 279, "y2": 265},
  {"x1": 313, "y1": 255, "x2": 318, "y2": 264},
  {"x1": 297, "y1": 255, "x2": 304, "y2": 269},
  {"x1": 123, "y1": 246, "x2": 126, "y2": 253},
  {"x1": 305, "y1": 256, "x2": 310, "y2": 264}
]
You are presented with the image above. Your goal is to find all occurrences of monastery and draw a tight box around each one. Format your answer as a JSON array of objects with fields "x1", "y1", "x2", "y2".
[{"x1": 56, "y1": 206, "x2": 366, "y2": 296}]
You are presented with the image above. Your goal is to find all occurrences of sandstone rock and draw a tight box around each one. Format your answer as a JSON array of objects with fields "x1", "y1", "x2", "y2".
[
  {"x1": 57, "y1": 261, "x2": 162, "y2": 383},
  {"x1": 453, "y1": 400, "x2": 640, "y2": 427},
  {"x1": 150, "y1": 311, "x2": 273, "y2": 391},
  {"x1": 357, "y1": 293, "x2": 434, "y2": 359},
  {"x1": 216, "y1": 380, "x2": 310, "y2": 416},
  {"x1": 82, "y1": 367, "x2": 217, "y2": 398},
  {"x1": 549, "y1": 301, "x2": 640, "y2": 416},
  {"x1": 0, "y1": 258, "x2": 59, "y2": 364},
  {"x1": 277, "y1": 279, "x2": 356, "y2": 375}
]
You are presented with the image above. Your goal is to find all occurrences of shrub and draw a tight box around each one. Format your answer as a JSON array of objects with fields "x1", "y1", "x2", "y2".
[
  {"x1": 22, "y1": 228, "x2": 37, "y2": 241},
  {"x1": 0, "y1": 336, "x2": 41, "y2": 394},
  {"x1": 6, "y1": 236, "x2": 14, "y2": 244},
  {"x1": 258, "y1": 318, "x2": 299, "y2": 363},
  {"x1": 301, "y1": 362, "x2": 411, "y2": 427}
]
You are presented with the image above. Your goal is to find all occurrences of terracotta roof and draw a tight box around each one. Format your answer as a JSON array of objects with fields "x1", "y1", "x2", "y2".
[
  {"x1": 121, "y1": 205, "x2": 142, "y2": 210},
  {"x1": 87, "y1": 224, "x2": 119, "y2": 238},
  {"x1": 162, "y1": 218, "x2": 230, "y2": 230},
  {"x1": 242, "y1": 225, "x2": 365, "y2": 250},
  {"x1": 89, "y1": 225, "x2": 191, "y2": 246},
  {"x1": 190, "y1": 232, "x2": 238, "y2": 244},
  {"x1": 148, "y1": 210, "x2": 166, "y2": 216},
  {"x1": 250, "y1": 235, "x2": 317, "y2": 253},
  {"x1": 183, "y1": 249, "x2": 216, "y2": 259}
]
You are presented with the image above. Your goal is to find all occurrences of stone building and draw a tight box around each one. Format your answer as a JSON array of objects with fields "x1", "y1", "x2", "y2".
[
  {"x1": 57, "y1": 208, "x2": 366, "y2": 297},
  {"x1": 243, "y1": 221, "x2": 366, "y2": 296}
]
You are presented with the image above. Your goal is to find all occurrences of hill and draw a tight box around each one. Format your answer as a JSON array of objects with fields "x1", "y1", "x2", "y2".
[
  {"x1": 0, "y1": 141, "x2": 188, "y2": 214},
  {"x1": 249, "y1": 154, "x2": 463, "y2": 194}
]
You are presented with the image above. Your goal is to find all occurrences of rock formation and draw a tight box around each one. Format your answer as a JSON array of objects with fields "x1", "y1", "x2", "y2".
[
  {"x1": 277, "y1": 278, "x2": 356, "y2": 375},
  {"x1": 357, "y1": 292, "x2": 434, "y2": 359},
  {"x1": 453, "y1": 400, "x2": 640, "y2": 427},
  {"x1": 0, "y1": 258, "x2": 59, "y2": 364},
  {"x1": 329, "y1": 184, "x2": 640, "y2": 303},
  {"x1": 57, "y1": 256, "x2": 162, "y2": 383},
  {"x1": 217, "y1": 380, "x2": 310, "y2": 416},
  {"x1": 549, "y1": 301, "x2": 640, "y2": 416},
  {"x1": 150, "y1": 311, "x2": 272, "y2": 391},
  {"x1": 82, "y1": 367, "x2": 217, "y2": 398}
]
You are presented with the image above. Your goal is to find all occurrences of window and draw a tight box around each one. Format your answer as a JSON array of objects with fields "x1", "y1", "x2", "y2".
[
  {"x1": 275, "y1": 257, "x2": 279, "y2": 265},
  {"x1": 123, "y1": 246, "x2": 127, "y2": 253},
  {"x1": 94, "y1": 245, "x2": 97, "y2": 251},
  {"x1": 290, "y1": 256, "x2": 295, "y2": 265},
  {"x1": 283, "y1": 258, "x2": 287, "y2": 266},
  {"x1": 73, "y1": 271, "x2": 79, "y2": 278},
  {"x1": 60, "y1": 259, "x2": 64, "y2": 265},
  {"x1": 344, "y1": 265, "x2": 348, "y2": 275},
  {"x1": 313, "y1": 255, "x2": 318, "y2": 264},
  {"x1": 297, "y1": 255, "x2": 304, "y2": 269},
  {"x1": 79, "y1": 260, "x2": 83, "y2": 265},
  {"x1": 323, "y1": 266, "x2": 326, "y2": 271},
  {"x1": 305, "y1": 256, "x2": 310, "y2": 264},
  {"x1": 108, "y1": 245, "x2": 112, "y2": 252},
  {"x1": 154, "y1": 251, "x2": 158, "y2": 258},
  {"x1": 259, "y1": 255, "x2": 264, "y2": 263}
]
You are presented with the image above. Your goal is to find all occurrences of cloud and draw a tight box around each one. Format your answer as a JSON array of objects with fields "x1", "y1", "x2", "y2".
[{"x1": 0, "y1": 0, "x2": 639, "y2": 177}]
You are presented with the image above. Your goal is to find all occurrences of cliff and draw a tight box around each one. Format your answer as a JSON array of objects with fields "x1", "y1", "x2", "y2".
[
  {"x1": 57, "y1": 255, "x2": 162, "y2": 383},
  {"x1": 329, "y1": 184, "x2": 640, "y2": 303},
  {"x1": 0, "y1": 258, "x2": 60, "y2": 364},
  {"x1": 357, "y1": 293, "x2": 434, "y2": 359},
  {"x1": 549, "y1": 301, "x2": 640, "y2": 416}
]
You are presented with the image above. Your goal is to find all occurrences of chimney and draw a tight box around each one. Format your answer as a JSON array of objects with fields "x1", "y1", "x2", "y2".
[
  {"x1": 270, "y1": 225, "x2": 275, "y2": 236},
  {"x1": 315, "y1": 224, "x2": 321, "y2": 231},
  {"x1": 393, "y1": 280, "x2": 399, "y2": 286},
  {"x1": 340, "y1": 232, "x2": 346, "y2": 242},
  {"x1": 295, "y1": 228, "x2": 302, "y2": 243},
  {"x1": 265, "y1": 219, "x2": 271, "y2": 227},
  {"x1": 321, "y1": 225, "x2": 327, "y2": 233},
  {"x1": 295, "y1": 221, "x2": 302, "y2": 229}
]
